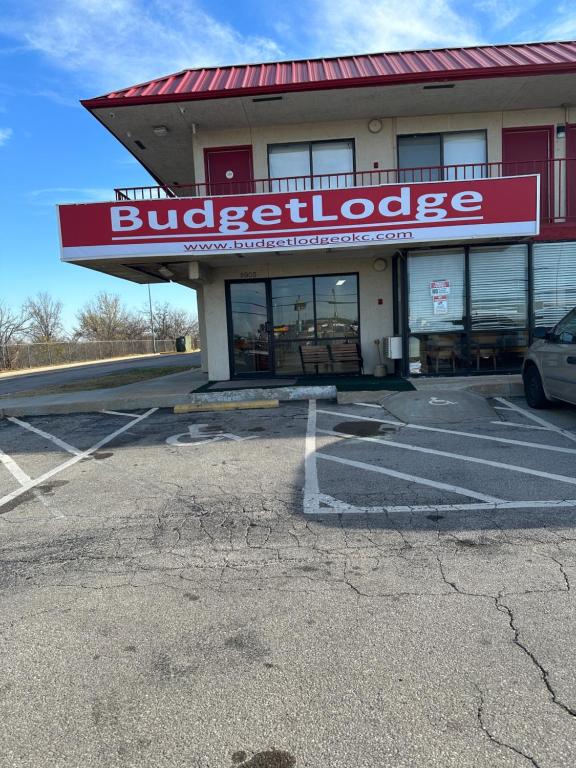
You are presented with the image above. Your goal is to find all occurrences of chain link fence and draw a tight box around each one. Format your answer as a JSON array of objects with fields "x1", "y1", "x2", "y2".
[{"x1": 0, "y1": 338, "x2": 184, "y2": 371}]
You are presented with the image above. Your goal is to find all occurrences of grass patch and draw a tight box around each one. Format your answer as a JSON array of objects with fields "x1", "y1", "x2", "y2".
[{"x1": 0, "y1": 366, "x2": 192, "y2": 398}]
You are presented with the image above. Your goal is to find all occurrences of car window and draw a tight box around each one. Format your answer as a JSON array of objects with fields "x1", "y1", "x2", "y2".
[{"x1": 553, "y1": 308, "x2": 576, "y2": 344}]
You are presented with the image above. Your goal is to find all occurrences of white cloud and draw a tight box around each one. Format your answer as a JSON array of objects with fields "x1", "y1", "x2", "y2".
[
  {"x1": 0, "y1": 127, "x2": 12, "y2": 146},
  {"x1": 2, "y1": 0, "x2": 283, "y2": 92},
  {"x1": 539, "y1": 10, "x2": 576, "y2": 39},
  {"x1": 298, "y1": 0, "x2": 480, "y2": 57},
  {"x1": 29, "y1": 187, "x2": 114, "y2": 205},
  {"x1": 475, "y1": 0, "x2": 539, "y2": 30}
]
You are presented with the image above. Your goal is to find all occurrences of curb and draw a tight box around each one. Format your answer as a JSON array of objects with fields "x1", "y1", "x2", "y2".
[
  {"x1": 0, "y1": 385, "x2": 337, "y2": 418},
  {"x1": 411, "y1": 376, "x2": 523, "y2": 399}
]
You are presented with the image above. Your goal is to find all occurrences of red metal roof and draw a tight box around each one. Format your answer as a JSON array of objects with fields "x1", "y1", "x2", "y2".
[{"x1": 82, "y1": 41, "x2": 576, "y2": 109}]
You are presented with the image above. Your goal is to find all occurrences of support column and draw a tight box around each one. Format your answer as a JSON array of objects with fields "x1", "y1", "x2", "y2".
[{"x1": 196, "y1": 287, "x2": 209, "y2": 374}]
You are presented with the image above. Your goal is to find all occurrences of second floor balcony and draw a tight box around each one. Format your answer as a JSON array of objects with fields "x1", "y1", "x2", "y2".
[{"x1": 115, "y1": 158, "x2": 576, "y2": 234}]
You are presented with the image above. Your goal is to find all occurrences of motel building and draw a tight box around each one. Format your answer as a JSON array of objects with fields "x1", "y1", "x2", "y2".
[{"x1": 58, "y1": 40, "x2": 576, "y2": 382}]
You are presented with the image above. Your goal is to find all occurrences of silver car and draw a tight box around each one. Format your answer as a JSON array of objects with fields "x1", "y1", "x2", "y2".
[{"x1": 522, "y1": 307, "x2": 576, "y2": 408}]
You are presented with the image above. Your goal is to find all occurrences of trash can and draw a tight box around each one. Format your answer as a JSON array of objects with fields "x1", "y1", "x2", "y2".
[{"x1": 175, "y1": 336, "x2": 187, "y2": 352}]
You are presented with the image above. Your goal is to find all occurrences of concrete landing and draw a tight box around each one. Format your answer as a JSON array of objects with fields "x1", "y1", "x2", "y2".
[{"x1": 379, "y1": 388, "x2": 497, "y2": 424}]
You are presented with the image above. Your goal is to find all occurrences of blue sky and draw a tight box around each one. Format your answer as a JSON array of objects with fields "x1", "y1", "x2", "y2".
[{"x1": 0, "y1": 0, "x2": 574, "y2": 331}]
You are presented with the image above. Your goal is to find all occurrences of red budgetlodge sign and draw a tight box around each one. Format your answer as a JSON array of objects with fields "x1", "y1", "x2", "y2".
[{"x1": 58, "y1": 175, "x2": 539, "y2": 261}]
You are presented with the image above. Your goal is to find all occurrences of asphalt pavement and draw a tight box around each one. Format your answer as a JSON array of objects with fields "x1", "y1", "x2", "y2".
[
  {"x1": 1, "y1": 394, "x2": 576, "y2": 767},
  {"x1": 0, "y1": 351, "x2": 201, "y2": 396}
]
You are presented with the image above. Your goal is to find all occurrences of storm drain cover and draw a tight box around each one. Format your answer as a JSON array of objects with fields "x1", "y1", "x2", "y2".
[{"x1": 333, "y1": 421, "x2": 399, "y2": 437}]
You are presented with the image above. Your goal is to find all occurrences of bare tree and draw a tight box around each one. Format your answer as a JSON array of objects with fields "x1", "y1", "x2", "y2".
[
  {"x1": 144, "y1": 301, "x2": 199, "y2": 339},
  {"x1": 0, "y1": 300, "x2": 29, "y2": 368},
  {"x1": 24, "y1": 292, "x2": 64, "y2": 343},
  {"x1": 74, "y1": 292, "x2": 145, "y2": 341}
]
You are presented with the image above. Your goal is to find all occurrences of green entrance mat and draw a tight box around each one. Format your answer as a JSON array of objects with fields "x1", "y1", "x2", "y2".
[{"x1": 192, "y1": 375, "x2": 415, "y2": 393}]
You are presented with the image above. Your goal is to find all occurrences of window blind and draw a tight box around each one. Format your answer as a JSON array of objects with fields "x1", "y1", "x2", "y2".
[
  {"x1": 533, "y1": 243, "x2": 576, "y2": 326},
  {"x1": 469, "y1": 245, "x2": 528, "y2": 329},
  {"x1": 408, "y1": 250, "x2": 465, "y2": 332}
]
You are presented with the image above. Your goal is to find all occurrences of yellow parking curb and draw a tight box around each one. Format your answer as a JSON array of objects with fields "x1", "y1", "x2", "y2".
[{"x1": 174, "y1": 399, "x2": 279, "y2": 413}]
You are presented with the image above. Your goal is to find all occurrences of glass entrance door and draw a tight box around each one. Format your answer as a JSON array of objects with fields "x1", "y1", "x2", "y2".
[
  {"x1": 228, "y1": 282, "x2": 272, "y2": 375},
  {"x1": 227, "y1": 274, "x2": 361, "y2": 378}
]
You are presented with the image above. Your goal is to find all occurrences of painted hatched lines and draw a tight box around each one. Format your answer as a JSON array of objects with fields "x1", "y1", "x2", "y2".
[
  {"x1": 304, "y1": 399, "x2": 576, "y2": 516},
  {"x1": 317, "y1": 452, "x2": 503, "y2": 503},
  {"x1": 0, "y1": 408, "x2": 158, "y2": 512},
  {"x1": 317, "y1": 427, "x2": 576, "y2": 488},
  {"x1": 7, "y1": 416, "x2": 83, "y2": 456},
  {"x1": 0, "y1": 448, "x2": 31, "y2": 485},
  {"x1": 490, "y1": 421, "x2": 551, "y2": 431},
  {"x1": 495, "y1": 397, "x2": 576, "y2": 444},
  {"x1": 317, "y1": 408, "x2": 576, "y2": 456}
]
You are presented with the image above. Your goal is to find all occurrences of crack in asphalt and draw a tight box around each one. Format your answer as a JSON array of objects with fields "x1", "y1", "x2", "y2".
[
  {"x1": 475, "y1": 684, "x2": 542, "y2": 768},
  {"x1": 3, "y1": 405, "x2": 576, "y2": 768},
  {"x1": 496, "y1": 596, "x2": 576, "y2": 720}
]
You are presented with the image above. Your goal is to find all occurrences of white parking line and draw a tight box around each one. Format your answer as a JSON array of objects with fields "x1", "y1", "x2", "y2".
[
  {"x1": 316, "y1": 451, "x2": 503, "y2": 503},
  {"x1": 495, "y1": 397, "x2": 576, "y2": 444},
  {"x1": 303, "y1": 399, "x2": 320, "y2": 515},
  {"x1": 317, "y1": 408, "x2": 576, "y2": 456},
  {"x1": 317, "y1": 427, "x2": 576, "y2": 488},
  {"x1": 490, "y1": 420, "x2": 551, "y2": 431},
  {"x1": 0, "y1": 408, "x2": 158, "y2": 511},
  {"x1": 311, "y1": 491, "x2": 576, "y2": 515},
  {"x1": 7, "y1": 417, "x2": 83, "y2": 456},
  {"x1": 0, "y1": 448, "x2": 31, "y2": 485},
  {"x1": 100, "y1": 409, "x2": 140, "y2": 418}
]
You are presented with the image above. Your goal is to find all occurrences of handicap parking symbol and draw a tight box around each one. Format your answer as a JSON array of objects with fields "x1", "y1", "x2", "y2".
[
  {"x1": 428, "y1": 396, "x2": 458, "y2": 406},
  {"x1": 165, "y1": 423, "x2": 257, "y2": 447}
]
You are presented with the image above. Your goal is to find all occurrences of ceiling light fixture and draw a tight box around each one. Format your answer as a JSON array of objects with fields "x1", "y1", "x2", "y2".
[
  {"x1": 252, "y1": 95, "x2": 283, "y2": 103},
  {"x1": 158, "y1": 266, "x2": 174, "y2": 279},
  {"x1": 152, "y1": 125, "x2": 169, "y2": 136}
]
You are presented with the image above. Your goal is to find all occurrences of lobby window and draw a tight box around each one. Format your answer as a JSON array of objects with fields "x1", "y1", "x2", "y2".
[
  {"x1": 268, "y1": 140, "x2": 355, "y2": 191},
  {"x1": 398, "y1": 131, "x2": 487, "y2": 181},
  {"x1": 533, "y1": 242, "x2": 576, "y2": 327}
]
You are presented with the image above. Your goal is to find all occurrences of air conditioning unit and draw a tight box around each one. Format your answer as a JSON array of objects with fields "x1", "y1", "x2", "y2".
[{"x1": 383, "y1": 336, "x2": 403, "y2": 359}]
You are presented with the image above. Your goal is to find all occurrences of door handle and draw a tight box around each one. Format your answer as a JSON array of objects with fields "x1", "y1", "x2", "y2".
[{"x1": 567, "y1": 357, "x2": 576, "y2": 364}]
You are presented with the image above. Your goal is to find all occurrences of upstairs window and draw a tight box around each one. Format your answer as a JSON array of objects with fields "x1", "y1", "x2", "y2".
[
  {"x1": 398, "y1": 131, "x2": 487, "y2": 181},
  {"x1": 268, "y1": 140, "x2": 355, "y2": 191}
]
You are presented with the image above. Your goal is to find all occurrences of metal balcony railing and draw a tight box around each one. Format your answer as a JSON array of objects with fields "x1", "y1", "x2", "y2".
[{"x1": 115, "y1": 158, "x2": 576, "y2": 226}]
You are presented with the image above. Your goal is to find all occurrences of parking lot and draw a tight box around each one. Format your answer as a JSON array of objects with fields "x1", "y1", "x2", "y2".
[{"x1": 1, "y1": 394, "x2": 576, "y2": 768}]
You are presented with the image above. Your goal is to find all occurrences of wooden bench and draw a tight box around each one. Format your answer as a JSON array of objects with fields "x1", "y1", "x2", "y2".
[
  {"x1": 330, "y1": 342, "x2": 363, "y2": 374},
  {"x1": 299, "y1": 345, "x2": 332, "y2": 374}
]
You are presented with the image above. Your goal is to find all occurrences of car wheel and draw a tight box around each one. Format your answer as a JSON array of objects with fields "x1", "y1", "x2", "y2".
[{"x1": 523, "y1": 365, "x2": 550, "y2": 409}]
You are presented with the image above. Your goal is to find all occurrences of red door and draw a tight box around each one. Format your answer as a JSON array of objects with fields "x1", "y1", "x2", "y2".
[
  {"x1": 502, "y1": 127, "x2": 554, "y2": 222},
  {"x1": 204, "y1": 145, "x2": 254, "y2": 195},
  {"x1": 567, "y1": 125, "x2": 576, "y2": 223}
]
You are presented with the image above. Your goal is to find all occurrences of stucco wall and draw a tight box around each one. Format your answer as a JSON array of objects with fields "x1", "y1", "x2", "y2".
[
  {"x1": 191, "y1": 103, "x2": 576, "y2": 380},
  {"x1": 201, "y1": 252, "x2": 395, "y2": 381},
  {"x1": 192, "y1": 106, "x2": 576, "y2": 184}
]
